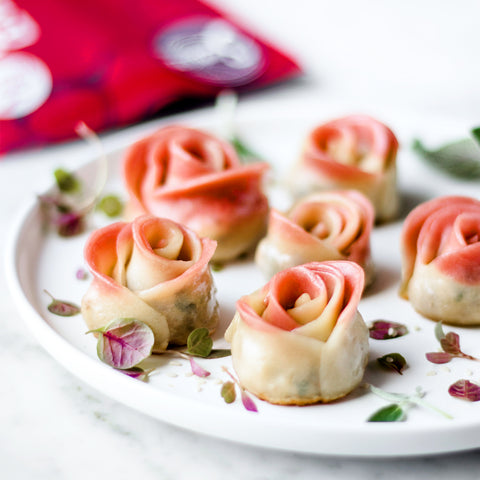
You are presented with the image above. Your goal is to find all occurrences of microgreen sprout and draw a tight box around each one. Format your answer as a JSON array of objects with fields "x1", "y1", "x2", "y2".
[
  {"x1": 44, "y1": 290, "x2": 81, "y2": 316},
  {"x1": 165, "y1": 328, "x2": 230, "y2": 377},
  {"x1": 39, "y1": 122, "x2": 109, "y2": 237},
  {"x1": 86, "y1": 318, "x2": 154, "y2": 370},
  {"x1": 369, "y1": 320, "x2": 409, "y2": 340},
  {"x1": 96, "y1": 194, "x2": 124, "y2": 218},
  {"x1": 75, "y1": 267, "x2": 88, "y2": 280},
  {"x1": 214, "y1": 90, "x2": 261, "y2": 163},
  {"x1": 366, "y1": 384, "x2": 452, "y2": 422},
  {"x1": 426, "y1": 322, "x2": 479, "y2": 364},
  {"x1": 167, "y1": 350, "x2": 211, "y2": 378},
  {"x1": 448, "y1": 379, "x2": 480, "y2": 402},
  {"x1": 221, "y1": 366, "x2": 258, "y2": 412},
  {"x1": 54, "y1": 168, "x2": 81, "y2": 193},
  {"x1": 377, "y1": 353, "x2": 407, "y2": 375}
]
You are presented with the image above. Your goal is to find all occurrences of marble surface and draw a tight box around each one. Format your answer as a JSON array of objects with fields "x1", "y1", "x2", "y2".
[{"x1": 3, "y1": 0, "x2": 480, "y2": 478}]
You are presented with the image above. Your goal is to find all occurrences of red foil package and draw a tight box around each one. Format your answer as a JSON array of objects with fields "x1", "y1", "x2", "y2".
[{"x1": 0, "y1": 0, "x2": 301, "y2": 153}]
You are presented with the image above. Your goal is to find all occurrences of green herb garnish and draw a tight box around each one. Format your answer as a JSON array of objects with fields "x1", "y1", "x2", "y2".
[
  {"x1": 377, "y1": 353, "x2": 407, "y2": 375},
  {"x1": 366, "y1": 384, "x2": 452, "y2": 422},
  {"x1": 54, "y1": 168, "x2": 81, "y2": 193},
  {"x1": 44, "y1": 290, "x2": 81, "y2": 316},
  {"x1": 412, "y1": 132, "x2": 480, "y2": 179},
  {"x1": 96, "y1": 194, "x2": 124, "y2": 217}
]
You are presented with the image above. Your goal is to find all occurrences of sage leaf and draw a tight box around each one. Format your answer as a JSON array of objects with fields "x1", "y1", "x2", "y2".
[
  {"x1": 187, "y1": 328, "x2": 213, "y2": 358},
  {"x1": 412, "y1": 137, "x2": 480, "y2": 179},
  {"x1": 368, "y1": 404, "x2": 406, "y2": 422}
]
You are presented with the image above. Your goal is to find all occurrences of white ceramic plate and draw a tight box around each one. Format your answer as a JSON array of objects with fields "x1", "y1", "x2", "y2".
[{"x1": 6, "y1": 101, "x2": 480, "y2": 457}]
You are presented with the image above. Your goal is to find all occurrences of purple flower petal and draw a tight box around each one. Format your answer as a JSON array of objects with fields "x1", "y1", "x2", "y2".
[
  {"x1": 76, "y1": 268, "x2": 88, "y2": 280},
  {"x1": 116, "y1": 367, "x2": 149, "y2": 381},
  {"x1": 426, "y1": 352, "x2": 452, "y2": 364},
  {"x1": 448, "y1": 379, "x2": 480, "y2": 401},
  {"x1": 189, "y1": 357, "x2": 211, "y2": 377},
  {"x1": 241, "y1": 390, "x2": 258, "y2": 412}
]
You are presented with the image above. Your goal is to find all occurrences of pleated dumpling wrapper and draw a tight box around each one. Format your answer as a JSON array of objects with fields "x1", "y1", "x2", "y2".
[
  {"x1": 289, "y1": 115, "x2": 399, "y2": 222},
  {"x1": 400, "y1": 195, "x2": 480, "y2": 325},
  {"x1": 255, "y1": 190, "x2": 375, "y2": 285},
  {"x1": 123, "y1": 125, "x2": 270, "y2": 262},
  {"x1": 225, "y1": 261, "x2": 368, "y2": 405},
  {"x1": 81, "y1": 215, "x2": 219, "y2": 352}
]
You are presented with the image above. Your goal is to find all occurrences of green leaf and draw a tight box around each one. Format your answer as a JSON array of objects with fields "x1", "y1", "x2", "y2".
[
  {"x1": 221, "y1": 381, "x2": 236, "y2": 404},
  {"x1": 96, "y1": 194, "x2": 124, "y2": 217},
  {"x1": 90, "y1": 318, "x2": 154, "y2": 369},
  {"x1": 231, "y1": 136, "x2": 260, "y2": 163},
  {"x1": 377, "y1": 353, "x2": 407, "y2": 374},
  {"x1": 434, "y1": 321, "x2": 446, "y2": 342},
  {"x1": 54, "y1": 168, "x2": 81, "y2": 193},
  {"x1": 412, "y1": 137, "x2": 480, "y2": 179},
  {"x1": 471, "y1": 126, "x2": 480, "y2": 144},
  {"x1": 205, "y1": 348, "x2": 231, "y2": 359},
  {"x1": 368, "y1": 404, "x2": 406, "y2": 422},
  {"x1": 44, "y1": 290, "x2": 81, "y2": 316},
  {"x1": 186, "y1": 328, "x2": 213, "y2": 358}
]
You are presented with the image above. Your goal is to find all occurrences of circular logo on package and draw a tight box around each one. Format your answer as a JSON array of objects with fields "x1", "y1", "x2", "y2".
[
  {"x1": 0, "y1": 0, "x2": 40, "y2": 53},
  {"x1": 0, "y1": 52, "x2": 52, "y2": 119},
  {"x1": 153, "y1": 17, "x2": 265, "y2": 86}
]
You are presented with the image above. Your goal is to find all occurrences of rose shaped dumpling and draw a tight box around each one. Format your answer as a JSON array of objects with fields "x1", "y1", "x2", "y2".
[
  {"x1": 225, "y1": 261, "x2": 368, "y2": 405},
  {"x1": 123, "y1": 125, "x2": 270, "y2": 262},
  {"x1": 81, "y1": 215, "x2": 219, "y2": 352},
  {"x1": 255, "y1": 190, "x2": 375, "y2": 285},
  {"x1": 400, "y1": 195, "x2": 480, "y2": 325},
  {"x1": 289, "y1": 115, "x2": 399, "y2": 222}
]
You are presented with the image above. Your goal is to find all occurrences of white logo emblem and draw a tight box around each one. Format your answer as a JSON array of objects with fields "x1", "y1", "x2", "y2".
[
  {"x1": 0, "y1": 0, "x2": 52, "y2": 120},
  {"x1": 153, "y1": 17, "x2": 265, "y2": 86}
]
